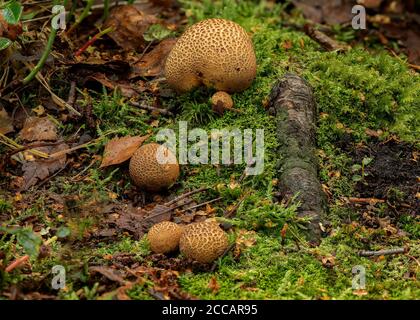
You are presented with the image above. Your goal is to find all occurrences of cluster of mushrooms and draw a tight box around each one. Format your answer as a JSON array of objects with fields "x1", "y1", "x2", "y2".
[{"x1": 127, "y1": 18, "x2": 256, "y2": 263}]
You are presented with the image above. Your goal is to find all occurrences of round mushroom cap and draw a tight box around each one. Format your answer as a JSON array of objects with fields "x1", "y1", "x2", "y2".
[
  {"x1": 211, "y1": 91, "x2": 234, "y2": 114},
  {"x1": 165, "y1": 18, "x2": 257, "y2": 93},
  {"x1": 129, "y1": 143, "x2": 179, "y2": 192},
  {"x1": 179, "y1": 221, "x2": 229, "y2": 263},
  {"x1": 148, "y1": 221, "x2": 183, "y2": 254}
]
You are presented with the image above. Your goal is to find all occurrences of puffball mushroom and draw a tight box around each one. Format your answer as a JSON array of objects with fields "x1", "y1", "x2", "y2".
[
  {"x1": 129, "y1": 143, "x2": 179, "y2": 192},
  {"x1": 211, "y1": 91, "x2": 241, "y2": 115},
  {"x1": 147, "y1": 221, "x2": 183, "y2": 254},
  {"x1": 179, "y1": 221, "x2": 229, "y2": 263},
  {"x1": 165, "y1": 18, "x2": 257, "y2": 93}
]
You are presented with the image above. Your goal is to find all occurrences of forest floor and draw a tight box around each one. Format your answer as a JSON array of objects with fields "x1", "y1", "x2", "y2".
[{"x1": 0, "y1": 0, "x2": 419, "y2": 300}]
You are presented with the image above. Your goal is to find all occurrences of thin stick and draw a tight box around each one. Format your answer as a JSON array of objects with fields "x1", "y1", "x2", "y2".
[
  {"x1": 5, "y1": 255, "x2": 30, "y2": 273},
  {"x1": 74, "y1": 27, "x2": 114, "y2": 56},
  {"x1": 177, "y1": 197, "x2": 222, "y2": 213},
  {"x1": 304, "y1": 24, "x2": 349, "y2": 52},
  {"x1": 210, "y1": 243, "x2": 235, "y2": 272},
  {"x1": 164, "y1": 187, "x2": 208, "y2": 207},
  {"x1": 359, "y1": 247, "x2": 407, "y2": 257},
  {"x1": 144, "y1": 198, "x2": 195, "y2": 221},
  {"x1": 348, "y1": 197, "x2": 385, "y2": 204},
  {"x1": 224, "y1": 198, "x2": 244, "y2": 218},
  {"x1": 130, "y1": 101, "x2": 174, "y2": 117}
]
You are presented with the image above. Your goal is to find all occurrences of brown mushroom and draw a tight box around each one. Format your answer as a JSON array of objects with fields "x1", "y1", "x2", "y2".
[
  {"x1": 179, "y1": 221, "x2": 229, "y2": 263},
  {"x1": 147, "y1": 221, "x2": 183, "y2": 254},
  {"x1": 129, "y1": 143, "x2": 179, "y2": 192},
  {"x1": 165, "y1": 19, "x2": 257, "y2": 93},
  {"x1": 211, "y1": 91, "x2": 241, "y2": 115}
]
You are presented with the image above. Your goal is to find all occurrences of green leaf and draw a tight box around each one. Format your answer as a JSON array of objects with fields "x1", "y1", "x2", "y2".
[
  {"x1": 362, "y1": 157, "x2": 373, "y2": 166},
  {"x1": 143, "y1": 24, "x2": 173, "y2": 42},
  {"x1": 16, "y1": 228, "x2": 42, "y2": 257},
  {"x1": 351, "y1": 164, "x2": 362, "y2": 172},
  {"x1": 56, "y1": 226, "x2": 71, "y2": 238},
  {"x1": 1, "y1": 0, "x2": 23, "y2": 24},
  {"x1": 352, "y1": 174, "x2": 362, "y2": 182},
  {"x1": 0, "y1": 37, "x2": 12, "y2": 50}
]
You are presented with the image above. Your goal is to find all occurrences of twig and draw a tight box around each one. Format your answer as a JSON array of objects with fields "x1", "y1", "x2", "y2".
[
  {"x1": 304, "y1": 24, "x2": 349, "y2": 52},
  {"x1": 164, "y1": 187, "x2": 209, "y2": 207},
  {"x1": 348, "y1": 197, "x2": 385, "y2": 204},
  {"x1": 0, "y1": 133, "x2": 49, "y2": 158},
  {"x1": 210, "y1": 243, "x2": 235, "y2": 272},
  {"x1": 143, "y1": 198, "x2": 195, "y2": 221},
  {"x1": 67, "y1": 81, "x2": 77, "y2": 106},
  {"x1": 224, "y1": 198, "x2": 244, "y2": 218},
  {"x1": 5, "y1": 255, "x2": 30, "y2": 273},
  {"x1": 359, "y1": 247, "x2": 407, "y2": 257},
  {"x1": 176, "y1": 197, "x2": 222, "y2": 213},
  {"x1": 130, "y1": 101, "x2": 174, "y2": 117},
  {"x1": 74, "y1": 27, "x2": 114, "y2": 56}
]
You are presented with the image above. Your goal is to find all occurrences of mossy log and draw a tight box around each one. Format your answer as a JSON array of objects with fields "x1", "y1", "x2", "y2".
[{"x1": 267, "y1": 73, "x2": 327, "y2": 245}]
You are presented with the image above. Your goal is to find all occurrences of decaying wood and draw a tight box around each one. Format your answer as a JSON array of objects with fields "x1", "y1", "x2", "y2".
[
  {"x1": 358, "y1": 247, "x2": 407, "y2": 257},
  {"x1": 304, "y1": 24, "x2": 349, "y2": 52},
  {"x1": 267, "y1": 73, "x2": 327, "y2": 245}
]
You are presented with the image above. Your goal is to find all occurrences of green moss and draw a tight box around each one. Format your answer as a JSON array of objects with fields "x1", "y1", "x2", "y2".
[{"x1": 2, "y1": 0, "x2": 418, "y2": 300}]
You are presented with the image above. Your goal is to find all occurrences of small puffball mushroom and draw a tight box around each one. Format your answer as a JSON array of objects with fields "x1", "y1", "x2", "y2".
[
  {"x1": 148, "y1": 221, "x2": 183, "y2": 254},
  {"x1": 211, "y1": 91, "x2": 241, "y2": 115},
  {"x1": 165, "y1": 18, "x2": 257, "y2": 93},
  {"x1": 129, "y1": 143, "x2": 179, "y2": 192},
  {"x1": 179, "y1": 221, "x2": 229, "y2": 263}
]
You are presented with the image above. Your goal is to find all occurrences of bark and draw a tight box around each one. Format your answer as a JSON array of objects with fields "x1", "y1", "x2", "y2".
[{"x1": 267, "y1": 73, "x2": 327, "y2": 245}]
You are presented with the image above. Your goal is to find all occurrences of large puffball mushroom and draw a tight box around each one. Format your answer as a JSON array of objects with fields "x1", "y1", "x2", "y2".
[
  {"x1": 165, "y1": 18, "x2": 257, "y2": 93},
  {"x1": 148, "y1": 221, "x2": 183, "y2": 254},
  {"x1": 179, "y1": 221, "x2": 229, "y2": 263},
  {"x1": 129, "y1": 143, "x2": 179, "y2": 192}
]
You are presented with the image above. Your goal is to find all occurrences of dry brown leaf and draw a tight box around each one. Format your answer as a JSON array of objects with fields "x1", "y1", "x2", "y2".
[
  {"x1": 207, "y1": 276, "x2": 220, "y2": 294},
  {"x1": 86, "y1": 73, "x2": 142, "y2": 98},
  {"x1": 0, "y1": 107, "x2": 13, "y2": 134},
  {"x1": 100, "y1": 134, "x2": 150, "y2": 168},
  {"x1": 104, "y1": 5, "x2": 159, "y2": 51},
  {"x1": 21, "y1": 143, "x2": 68, "y2": 190},
  {"x1": 132, "y1": 38, "x2": 177, "y2": 77},
  {"x1": 89, "y1": 266, "x2": 127, "y2": 285},
  {"x1": 19, "y1": 117, "x2": 57, "y2": 142}
]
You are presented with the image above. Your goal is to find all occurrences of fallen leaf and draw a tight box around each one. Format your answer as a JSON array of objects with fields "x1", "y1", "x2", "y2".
[
  {"x1": 292, "y1": 0, "x2": 354, "y2": 25},
  {"x1": 321, "y1": 255, "x2": 336, "y2": 268},
  {"x1": 100, "y1": 134, "x2": 150, "y2": 168},
  {"x1": 0, "y1": 107, "x2": 13, "y2": 134},
  {"x1": 89, "y1": 266, "x2": 127, "y2": 285},
  {"x1": 207, "y1": 276, "x2": 220, "y2": 294},
  {"x1": 104, "y1": 5, "x2": 159, "y2": 51},
  {"x1": 85, "y1": 73, "x2": 144, "y2": 98},
  {"x1": 21, "y1": 143, "x2": 68, "y2": 190},
  {"x1": 19, "y1": 117, "x2": 57, "y2": 142},
  {"x1": 132, "y1": 38, "x2": 177, "y2": 77}
]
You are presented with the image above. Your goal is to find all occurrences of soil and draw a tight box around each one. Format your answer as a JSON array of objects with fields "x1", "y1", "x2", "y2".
[{"x1": 343, "y1": 136, "x2": 419, "y2": 221}]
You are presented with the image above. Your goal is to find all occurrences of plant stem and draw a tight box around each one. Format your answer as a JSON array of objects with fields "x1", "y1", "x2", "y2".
[
  {"x1": 74, "y1": 26, "x2": 114, "y2": 56},
  {"x1": 22, "y1": 27, "x2": 57, "y2": 85},
  {"x1": 22, "y1": 0, "x2": 68, "y2": 85},
  {"x1": 66, "y1": 0, "x2": 94, "y2": 35}
]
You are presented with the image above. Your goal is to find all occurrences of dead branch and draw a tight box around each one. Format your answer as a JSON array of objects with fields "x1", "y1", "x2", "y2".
[
  {"x1": 304, "y1": 24, "x2": 349, "y2": 52},
  {"x1": 358, "y1": 247, "x2": 407, "y2": 257}
]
